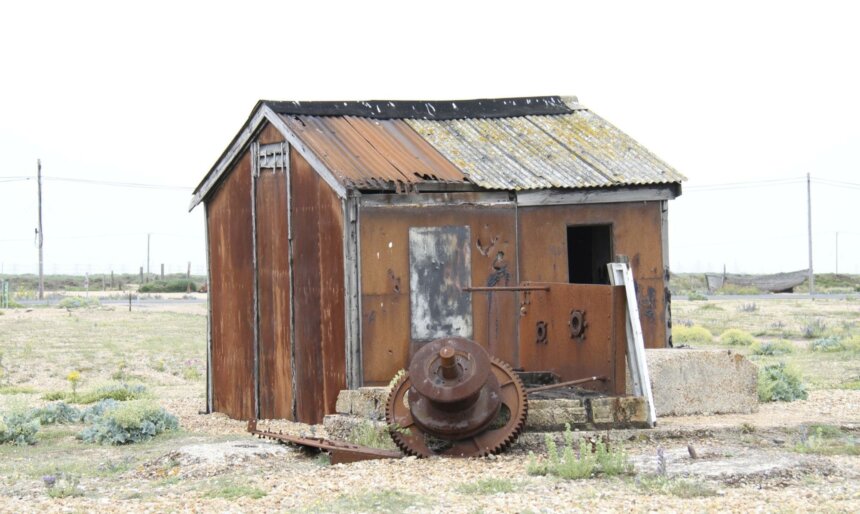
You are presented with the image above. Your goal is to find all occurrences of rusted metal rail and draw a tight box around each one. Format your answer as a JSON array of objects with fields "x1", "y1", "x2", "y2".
[
  {"x1": 462, "y1": 286, "x2": 550, "y2": 292},
  {"x1": 526, "y1": 375, "x2": 607, "y2": 394},
  {"x1": 247, "y1": 420, "x2": 401, "y2": 464}
]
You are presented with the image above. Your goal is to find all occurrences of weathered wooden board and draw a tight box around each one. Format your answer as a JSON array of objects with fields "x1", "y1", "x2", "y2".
[
  {"x1": 207, "y1": 149, "x2": 255, "y2": 420},
  {"x1": 290, "y1": 149, "x2": 346, "y2": 424},
  {"x1": 255, "y1": 164, "x2": 293, "y2": 420}
]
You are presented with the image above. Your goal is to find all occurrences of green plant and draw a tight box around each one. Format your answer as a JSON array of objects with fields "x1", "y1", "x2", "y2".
[
  {"x1": 672, "y1": 325, "x2": 714, "y2": 345},
  {"x1": 138, "y1": 280, "x2": 197, "y2": 293},
  {"x1": 717, "y1": 284, "x2": 761, "y2": 295},
  {"x1": 204, "y1": 481, "x2": 267, "y2": 500},
  {"x1": 348, "y1": 421, "x2": 397, "y2": 450},
  {"x1": 30, "y1": 402, "x2": 82, "y2": 424},
  {"x1": 758, "y1": 362, "x2": 807, "y2": 402},
  {"x1": 839, "y1": 379, "x2": 860, "y2": 390},
  {"x1": 44, "y1": 382, "x2": 150, "y2": 405},
  {"x1": 181, "y1": 366, "x2": 201, "y2": 381},
  {"x1": 802, "y1": 318, "x2": 827, "y2": 339},
  {"x1": 78, "y1": 399, "x2": 178, "y2": 445},
  {"x1": 687, "y1": 292, "x2": 708, "y2": 301},
  {"x1": 719, "y1": 328, "x2": 756, "y2": 346},
  {"x1": 0, "y1": 412, "x2": 40, "y2": 445},
  {"x1": 0, "y1": 385, "x2": 38, "y2": 395},
  {"x1": 811, "y1": 337, "x2": 844, "y2": 352},
  {"x1": 527, "y1": 425, "x2": 632, "y2": 479},
  {"x1": 793, "y1": 425, "x2": 859, "y2": 456},
  {"x1": 42, "y1": 471, "x2": 83, "y2": 498},
  {"x1": 842, "y1": 336, "x2": 860, "y2": 353},
  {"x1": 636, "y1": 475, "x2": 718, "y2": 498},
  {"x1": 315, "y1": 490, "x2": 428, "y2": 514},
  {"x1": 738, "y1": 302, "x2": 758, "y2": 312},
  {"x1": 456, "y1": 478, "x2": 517, "y2": 495},
  {"x1": 750, "y1": 340, "x2": 794, "y2": 356},
  {"x1": 66, "y1": 370, "x2": 81, "y2": 400},
  {"x1": 57, "y1": 296, "x2": 100, "y2": 309}
]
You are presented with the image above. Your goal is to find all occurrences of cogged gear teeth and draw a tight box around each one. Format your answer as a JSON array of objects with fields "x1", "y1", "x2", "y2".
[{"x1": 384, "y1": 355, "x2": 528, "y2": 458}]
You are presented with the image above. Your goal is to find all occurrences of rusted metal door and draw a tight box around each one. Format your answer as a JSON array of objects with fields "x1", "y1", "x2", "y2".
[{"x1": 518, "y1": 282, "x2": 627, "y2": 395}]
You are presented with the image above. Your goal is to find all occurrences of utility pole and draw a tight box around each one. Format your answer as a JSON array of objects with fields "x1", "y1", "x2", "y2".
[
  {"x1": 807, "y1": 173, "x2": 814, "y2": 296},
  {"x1": 37, "y1": 159, "x2": 44, "y2": 300},
  {"x1": 146, "y1": 233, "x2": 151, "y2": 283},
  {"x1": 835, "y1": 232, "x2": 839, "y2": 274}
]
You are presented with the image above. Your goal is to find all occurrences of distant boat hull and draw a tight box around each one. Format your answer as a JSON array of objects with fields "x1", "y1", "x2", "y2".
[{"x1": 705, "y1": 269, "x2": 809, "y2": 293}]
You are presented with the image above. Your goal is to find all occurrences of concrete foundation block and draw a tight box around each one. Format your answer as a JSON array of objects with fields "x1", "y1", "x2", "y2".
[
  {"x1": 334, "y1": 390, "x2": 356, "y2": 415},
  {"x1": 630, "y1": 348, "x2": 758, "y2": 416},
  {"x1": 335, "y1": 387, "x2": 388, "y2": 420},
  {"x1": 526, "y1": 399, "x2": 588, "y2": 432},
  {"x1": 588, "y1": 396, "x2": 648, "y2": 426}
]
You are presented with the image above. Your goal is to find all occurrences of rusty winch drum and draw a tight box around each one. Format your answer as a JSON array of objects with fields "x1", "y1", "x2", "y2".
[{"x1": 386, "y1": 336, "x2": 528, "y2": 457}]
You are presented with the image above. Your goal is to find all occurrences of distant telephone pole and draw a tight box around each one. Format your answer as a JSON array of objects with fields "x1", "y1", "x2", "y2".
[
  {"x1": 806, "y1": 173, "x2": 814, "y2": 296},
  {"x1": 146, "y1": 233, "x2": 151, "y2": 283},
  {"x1": 37, "y1": 159, "x2": 44, "y2": 300},
  {"x1": 835, "y1": 232, "x2": 839, "y2": 274}
]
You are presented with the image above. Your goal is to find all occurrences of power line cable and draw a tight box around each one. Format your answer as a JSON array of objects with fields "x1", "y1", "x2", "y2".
[
  {"x1": 684, "y1": 176, "x2": 805, "y2": 191},
  {"x1": 42, "y1": 176, "x2": 192, "y2": 191}
]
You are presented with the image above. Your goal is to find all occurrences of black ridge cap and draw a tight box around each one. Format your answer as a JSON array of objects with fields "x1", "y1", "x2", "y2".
[{"x1": 262, "y1": 96, "x2": 575, "y2": 120}]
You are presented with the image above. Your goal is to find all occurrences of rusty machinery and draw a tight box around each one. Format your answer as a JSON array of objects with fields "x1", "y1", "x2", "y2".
[{"x1": 386, "y1": 336, "x2": 528, "y2": 457}]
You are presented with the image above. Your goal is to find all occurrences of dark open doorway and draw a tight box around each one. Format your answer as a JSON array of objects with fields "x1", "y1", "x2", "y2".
[{"x1": 567, "y1": 224, "x2": 613, "y2": 284}]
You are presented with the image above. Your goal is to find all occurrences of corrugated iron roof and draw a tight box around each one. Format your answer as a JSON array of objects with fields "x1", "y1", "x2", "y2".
[
  {"x1": 193, "y1": 96, "x2": 685, "y2": 205},
  {"x1": 268, "y1": 96, "x2": 684, "y2": 191},
  {"x1": 280, "y1": 114, "x2": 468, "y2": 190}
]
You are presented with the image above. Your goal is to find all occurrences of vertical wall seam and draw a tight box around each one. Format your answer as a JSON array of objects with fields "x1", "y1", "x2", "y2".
[
  {"x1": 250, "y1": 142, "x2": 261, "y2": 420},
  {"x1": 204, "y1": 206, "x2": 213, "y2": 413},
  {"x1": 285, "y1": 142, "x2": 298, "y2": 420}
]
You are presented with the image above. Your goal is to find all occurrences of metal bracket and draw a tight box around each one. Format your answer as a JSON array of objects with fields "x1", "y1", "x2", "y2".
[{"x1": 536, "y1": 321, "x2": 548, "y2": 344}]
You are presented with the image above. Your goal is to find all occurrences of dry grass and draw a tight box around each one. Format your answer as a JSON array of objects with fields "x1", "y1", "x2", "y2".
[{"x1": 674, "y1": 298, "x2": 860, "y2": 389}]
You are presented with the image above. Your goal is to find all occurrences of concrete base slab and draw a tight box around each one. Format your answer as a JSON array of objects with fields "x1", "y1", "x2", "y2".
[{"x1": 628, "y1": 348, "x2": 758, "y2": 416}]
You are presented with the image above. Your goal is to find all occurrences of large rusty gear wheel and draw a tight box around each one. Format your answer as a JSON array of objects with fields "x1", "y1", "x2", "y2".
[{"x1": 386, "y1": 351, "x2": 528, "y2": 458}]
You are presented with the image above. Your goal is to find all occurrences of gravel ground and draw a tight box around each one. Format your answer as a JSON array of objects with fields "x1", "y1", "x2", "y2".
[{"x1": 2, "y1": 389, "x2": 857, "y2": 513}]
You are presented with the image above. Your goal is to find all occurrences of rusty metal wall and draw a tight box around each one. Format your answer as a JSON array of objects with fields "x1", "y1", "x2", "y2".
[
  {"x1": 518, "y1": 283, "x2": 627, "y2": 395},
  {"x1": 206, "y1": 149, "x2": 255, "y2": 420},
  {"x1": 518, "y1": 202, "x2": 667, "y2": 349},
  {"x1": 291, "y1": 148, "x2": 346, "y2": 424},
  {"x1": 359, "y1": 202, "x2": 519, "y2": 385},
  {"x1": 255, "y1": 165, "x2": 293, "y2": 420}
]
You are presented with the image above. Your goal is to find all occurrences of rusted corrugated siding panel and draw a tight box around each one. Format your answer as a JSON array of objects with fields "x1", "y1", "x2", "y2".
[
  {"x1": 255, "y1": 168, "x2": 294, "y2": 420},
  {"x1": 290, "y1": 149, "x2": 347, "y2": 423},
  {"x1": 518, "y1": 283, "x2": 626, "y2": 395},
  {"x1": 360, "y1": 205, "x2": 519, "y2": 384},
  {"x1": 291, "y1": 149, "x2": 326, "y2": 423},
  {"x1": 342, "y1": 117, "x2": 465, "y2": 182},
  {"x1": 517, "y1": 202, "x2": 667, "y2": 348},
  {"x1": 405, "y1": 113, "x2": 684, "y2": 190},
  {"x1": 317, "y1": 161, "x2": 347, "y2": 418},
  {"x1": 206, "y1": 150, "x2": 255, "y2": 420},
  {"x1": 280, "y1": 114, "x2": 467, "y2": 190}
]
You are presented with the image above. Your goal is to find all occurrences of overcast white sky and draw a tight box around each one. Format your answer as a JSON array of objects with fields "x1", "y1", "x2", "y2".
[{"x1": 1, "y1": 0, "x2": 858, "y2": 276}]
